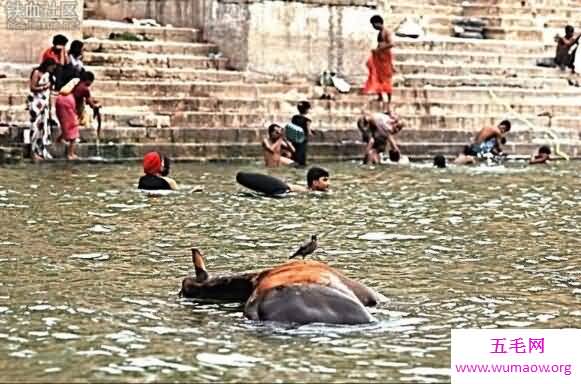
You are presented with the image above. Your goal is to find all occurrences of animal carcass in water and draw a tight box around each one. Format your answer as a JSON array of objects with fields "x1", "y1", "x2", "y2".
[{"x1": 180, "y1": 248, "x2": 382, "y2": 325}]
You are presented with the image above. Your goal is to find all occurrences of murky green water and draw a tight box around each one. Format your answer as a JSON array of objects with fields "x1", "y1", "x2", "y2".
[{"x1": 0, "y1": 161, "x2": 579, "y2": 383}]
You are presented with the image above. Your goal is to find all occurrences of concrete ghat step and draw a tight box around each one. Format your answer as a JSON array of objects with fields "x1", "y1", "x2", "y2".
[
  {"x1": 394, "y1": 74, "x2": 572, "y2": 90},
  {"x1": 3, "y1": 93, "x2": 579, "y2": 117},
  {"x1": 82, "y1": 19, "x2": 202, "y2": 43},
  {"x1": 3, "y1": 108, "x2": 580, "y2": 132},
  {"x1": 84, "y1": 38, "x2": 219, "y2": 56},
  {"x1": 83, "y1": 60, "x2": 568, "y2": 80},
  {"x1": 86, "y1": 66, "x2": 241, "y2": 82},
  {"x1": 51, "y1": 141, "x2": 581, "y2": 161},
  {"x1": 461, "y1": 4, "x2": 581, "y2": 19},
  {"x1": 67, "y1": 127, "x2": 579, "y2": 145},
  {"x1": 168, "y1": 111, "x2": 581, "y2": 131},
  {"x1": 83, "y1": 52, "x2": 229, "y2": 70},
  {"x1": 394, "y1": 50, "x2": 546, "y2": 66},
  {"x1": 395, "y1": 37, "x2": 553, "y2": 55},
  {"x1": 0, "y1": 79, "x2": 308, "y2": 97}
]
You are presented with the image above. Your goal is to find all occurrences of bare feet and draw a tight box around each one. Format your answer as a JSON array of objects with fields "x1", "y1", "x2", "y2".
[
  {"x1": 67, "y1": 155, "x2": 79, "y2": 161},
  {"x1": 32, "y1": 154, "x2": 44, "y2": 161}
]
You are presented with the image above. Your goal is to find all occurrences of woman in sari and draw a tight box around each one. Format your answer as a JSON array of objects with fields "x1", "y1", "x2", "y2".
[
  {"x1": 363, "y1": 15, "x2": 396, "y2": 113},
  {"x1": 28, "y1": 58, "x2": 57, "y2": 161},
  {"x1": 55, "y1": 71, "x2": 99, "y2": 160}
]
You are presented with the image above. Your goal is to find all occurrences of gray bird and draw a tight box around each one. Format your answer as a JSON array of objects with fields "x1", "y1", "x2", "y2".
[{"x1": 290, "y1": 234, "x2": 318, "y2": 259}]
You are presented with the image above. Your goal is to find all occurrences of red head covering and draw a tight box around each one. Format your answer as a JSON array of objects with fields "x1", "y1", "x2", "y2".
[{"x1": 143, "y1": 152, "x2": 162, "y2": 175}]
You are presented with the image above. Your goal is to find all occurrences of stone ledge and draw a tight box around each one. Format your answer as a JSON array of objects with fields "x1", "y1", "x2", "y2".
[{"x1": 218, "y1": 0, "x2": 378, "y2": 8}]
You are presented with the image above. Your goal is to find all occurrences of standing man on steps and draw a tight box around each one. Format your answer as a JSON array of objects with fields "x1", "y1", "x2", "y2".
[{"x1": 363, "y1": 15, "x2": 396, "y2": 114}]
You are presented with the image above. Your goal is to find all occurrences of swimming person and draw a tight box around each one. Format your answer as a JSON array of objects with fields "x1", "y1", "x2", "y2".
[
  {"x1": 529, "y1": 146, "x2": 551, "y2": 165},
  {"x1": 433, "y1": 155, "x2": 447, "y2": 168},
  {"x1": 138, "y1": 152, "x2": 178, "y2": 190},
  {"x1": 236, "y1": 166, "x2": 330, "y2": 196},
  {"x1": 465, "y1": 120, "x2": 511, "y2": 159},
  {"x1": 262, "y1": 124, "x2": 295, "y2": 167}
]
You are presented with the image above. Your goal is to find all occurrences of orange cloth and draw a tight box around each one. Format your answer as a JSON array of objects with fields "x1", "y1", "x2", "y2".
[
  {"x1": 362, "y1": 48, "x2": 394, "y2": 94},
  {"x1": 143, "y1": 152, "x2": 162, "y2": 175}
]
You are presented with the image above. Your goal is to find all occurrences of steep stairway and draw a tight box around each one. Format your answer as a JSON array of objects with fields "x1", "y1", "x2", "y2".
[{"x1": 1, "y1": 4, "x2": 581, "y2": 162}]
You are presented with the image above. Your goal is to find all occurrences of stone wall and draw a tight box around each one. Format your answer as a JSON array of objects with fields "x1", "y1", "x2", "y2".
[
  {"x1": 0, "y1": 0, "x2": 83, "y2": 63},
  {"x1": 204, "y1": 0, "x2": 380, "y2": 79},
  {"x1": 85, "y1": 0, "x2": 210, "y2": 28}
]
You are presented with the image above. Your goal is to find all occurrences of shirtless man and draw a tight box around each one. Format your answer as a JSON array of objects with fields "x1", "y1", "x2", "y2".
[
  {"x1": 262, "y1": 124, "x2": 295, "y2": 167},
  {"x1": 357, "y1": 112, "x2": 405, "y2": 164},
  {"x1": 555, "y1": 25, "x2": 581, "y2": 72},
  {"x1": 287, "y1": 166, "x2": 331, "y2": 193},
  {"x1": 363, "y1": 15, "x2": 396, "y2": 113},
  {"x1": 466, "y1": 120, "x2": 511, "y2": 159}
]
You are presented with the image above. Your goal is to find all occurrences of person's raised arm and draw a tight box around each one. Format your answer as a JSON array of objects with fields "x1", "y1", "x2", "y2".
[{"x1": 282, "y1": 139, "x2": 295, "y2": 154}]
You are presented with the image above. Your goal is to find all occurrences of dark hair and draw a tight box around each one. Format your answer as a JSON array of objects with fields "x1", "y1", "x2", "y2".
[
  {"x1": 539, "y1": 146, "x2": 551, "y2": 155},
  {"x1": 297, "y1": 101, "x2": 311, "y2": 115},
  {"x1": 53, "y1": 34, "x2": 68, "y2": 46},
  {"x1": 38, "y1": 58, "x2": 57, "y2": 72},
  {"x1": 306, "y1": 166, "x2": 329, "y2": 188},
  {"x1": 268, "y1": 123, "x2": 281, "y2": 135},
  {"x1": 433, "y1": 155, "x2": 446, "y2": 168},
  {"x1": 463, "y1": 145, "x2": 472, "y2": 156},
  {"x1": 161, "y1": 155, "x2": 171, "y2": 176},
  {"x1": 80, "y1": 71, "x2": 95, "y2": 83},
  {"x1": 370, "y1": 15, "x2": 384, "y2": 25},
  {"x1": 388, "y1": 150, "x2": 400, "y2": 162},
  {"x1": 499, "y1": 120, "x2": 511, "y2": 131},
  {"x1": 69, "y1": 40, "x2": 84, "y2": 58},
  {"x1": 565, "y1": 25, "x2": 574, "y2": 34}
]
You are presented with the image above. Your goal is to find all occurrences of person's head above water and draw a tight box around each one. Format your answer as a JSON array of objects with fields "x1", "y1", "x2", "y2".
[
  {"x1": 498, "y1": 120, "x2": 511, "y2": 133},
  {"x1": 388, "y1": 150, "x2": 401, "y2": 163},
  {"x1": 539, "y1": 146, "x2": 551, "y2": 155},
  {"x1": 565, "y1": 25, "x2": 574, "y2": 37},
  {"x1": 268, "y1": 123, "x2": 283, "y2": 140},
  {"x1": 370, "y1": 15, "x2": 384, "y2": 30},
  {"x1": 143, "y1": 152, "x2": 163, "y2": 176},
  {"x1": 433, "y1": 155, "x2": 446, "y2": 168},
  {"x1": 306, "y1": 166, "x2": 330, "y2": 191}
]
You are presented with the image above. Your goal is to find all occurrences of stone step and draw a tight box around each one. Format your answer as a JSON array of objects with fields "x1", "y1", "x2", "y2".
[
  {"x1": 42, "y1": 141, "x2": 581, "y2": 161},
  {"x1": 4, "y1": 93, "x2": 580, "y2": 117},
  {"x1": 461, "y1": 4, "x2": 581, "y2": 19},
  {"x1": 393, "y1": 73, "x2": 572, "y2": 90},
  {"x1": 66, "y1": 126, "x2": 580, "y2": 145},
  {"x1": 166, "y1": 111, "x2": 581, "y2": 131},
  {"x1": 4, "y1": 105, "x2": 579, "y2": 133},
  {"x1": 484, "y1": 26, "x2": 543, "y2": 41},
  {"x1": 395, "y1": 37, "x2": 553, "y2": 55},
  {"x1": 0, "y1": 79, "x2": 308, "y2": 97},
  {"x1": 395, "y1": 50, "x2": 548, "y2": 66},
  {"x1": 83, "y1": 52, "x2": 229, "y2": 70},
  {"x1": 82, "y1": 19, "x2": 202, "y2": 43},
  {"x1": 84, "y1": 38, "x2": 219, "y2": 56},
  {"x1": 394, "y1": 61, "x2": 563, "y2": 79}
]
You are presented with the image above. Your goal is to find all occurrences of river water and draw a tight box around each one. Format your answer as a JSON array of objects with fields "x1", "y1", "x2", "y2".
[{"x1": 0, "y1": 161, "x2": 579, "y2": 383}]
